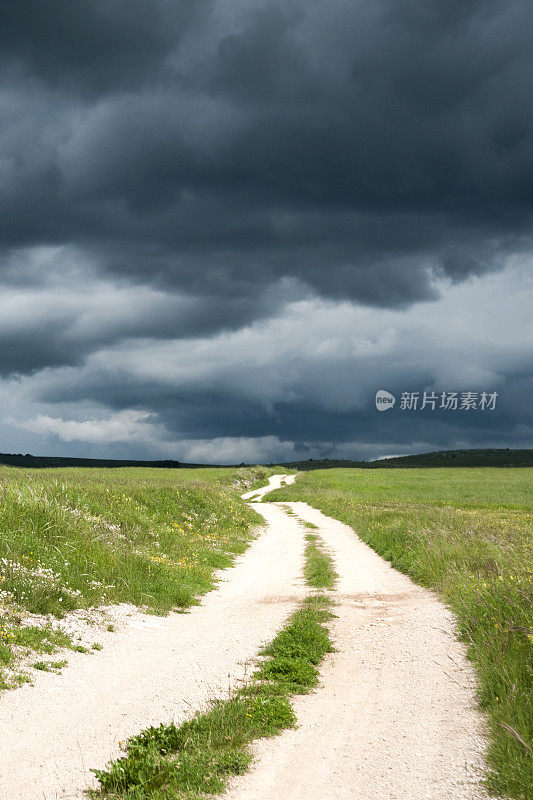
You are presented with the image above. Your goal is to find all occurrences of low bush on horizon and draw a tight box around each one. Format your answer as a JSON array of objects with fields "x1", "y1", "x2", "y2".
[
  {"x1": 0, "y1": 464, "x2": 271, "y2": 687},
  {"x1": 268, "y1": 467, "x2": 533, "y2": 800}
]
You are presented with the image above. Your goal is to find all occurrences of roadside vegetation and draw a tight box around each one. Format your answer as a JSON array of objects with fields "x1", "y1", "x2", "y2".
[
  {"x1": 0, "y1": 465, "x2": 272, "y2": 688},
  {"x1": 304, "y1": 533, "x2": 337, "y2": 590},
  {"x1": 90, "y1": 513, "x2": 336, "y2": 799},
  {"x1": 268, "y1": 467, "x2": 533, "y2": 800}
]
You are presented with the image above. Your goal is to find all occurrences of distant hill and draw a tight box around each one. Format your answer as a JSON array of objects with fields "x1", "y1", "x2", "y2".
[
  {"x1": 0, "y1": 453, "x2": 188, "y2": 469},
  {"x1": 278, "y1": 449, "x2": 533, "y2": 470},
  {"x1": 0, "y1": 448, "x2": 531, "y2": 470},
  {"x1": 274, "y1": 458, "x2": 365, "y2": 471}
]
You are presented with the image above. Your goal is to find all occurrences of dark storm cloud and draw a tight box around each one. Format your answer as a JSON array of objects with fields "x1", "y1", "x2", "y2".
[
  {"x1": 25, "y1": 347, "x2": 533, "y2": 460},
  {"x1": 1, "y1": 1, "x2": 532, "y2": 460},
  {"x1": 0, "y1": 251, "x2": 303, "y2": 375},
  {"x1": 1, "y1": 0, "x2": 532, "y2": 313},
  {"x1": 14, "y1": 263, "x2": 531, "y2": 460},
  {"x1": 0, "y1": 0, "x2": 210, "y2": 95}
]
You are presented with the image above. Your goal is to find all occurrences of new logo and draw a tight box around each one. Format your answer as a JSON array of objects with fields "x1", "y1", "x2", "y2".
[{"x1": 375, "y1": 389, "x2": 396, "y2": 411}]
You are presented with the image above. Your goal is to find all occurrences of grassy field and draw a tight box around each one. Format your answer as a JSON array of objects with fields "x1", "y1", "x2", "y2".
[
  {"x1": 268, "y1": 468, "x2": 533, "y2": 800},
  {"x1": 0, "y1": 464, "x2": 272, "y2": 687}
]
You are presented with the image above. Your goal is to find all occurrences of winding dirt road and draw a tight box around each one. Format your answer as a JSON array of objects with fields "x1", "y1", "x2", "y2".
[{"x1": 0, "y1": 474, "x2": 489, "y2": 799}]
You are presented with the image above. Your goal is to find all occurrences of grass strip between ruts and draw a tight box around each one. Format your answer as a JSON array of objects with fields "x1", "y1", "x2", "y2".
[
  {"x1": 304, "y1": 533, "x2": 337, "y2": 590},
  {"x1": 90, "y1": 525, "x2": 336, "y2": 799}
]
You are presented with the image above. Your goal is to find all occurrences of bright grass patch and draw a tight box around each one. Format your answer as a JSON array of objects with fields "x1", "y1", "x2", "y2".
[{"x1": 269, "y1": 467, "x2": 533, "y2": 800}]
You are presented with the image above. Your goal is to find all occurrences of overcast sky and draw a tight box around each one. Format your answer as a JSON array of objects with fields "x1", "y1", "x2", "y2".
[{"x1": 1, "y1": 0, "x2": 532, "y2": 463}]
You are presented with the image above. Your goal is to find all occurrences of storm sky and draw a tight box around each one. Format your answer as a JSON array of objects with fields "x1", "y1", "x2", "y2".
[{"x1": 1, "y1": 0, "x2": 532, "y2": 463}]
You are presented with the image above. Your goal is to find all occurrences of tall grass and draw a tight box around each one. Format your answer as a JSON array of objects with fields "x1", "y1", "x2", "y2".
[
  {"x1": 269, "y1": 468, "x2": 533, "y2": 800},
  {"x1": 0, "y1": 465, "x2": 270, "y2": 684}
]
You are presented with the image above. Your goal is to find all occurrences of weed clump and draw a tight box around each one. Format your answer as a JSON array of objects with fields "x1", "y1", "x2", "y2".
[
  {"x1": 91, "y1": 599, "x2": 333, "y2": 799},
  {"x1": 90, "y1": 479, "x2": 337, "y2": 799}
]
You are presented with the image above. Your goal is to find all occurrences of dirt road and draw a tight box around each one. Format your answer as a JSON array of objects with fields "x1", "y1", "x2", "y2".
[
  {"x1": 224, "y1": 500, "x2": 489, "y2": 800},
  {"x1": 241, "y1": 472, "x2": 295, "y2": 500},
  {"x1": 0, "y1": 475, "x2": 489, "y2": 799},
  {"x1": 0, "y1": 478, "x2": 304, "y2": 800}
]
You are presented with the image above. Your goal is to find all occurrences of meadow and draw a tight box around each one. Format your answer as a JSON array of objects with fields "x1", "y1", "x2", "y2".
[
  {"x1": 268, "y1": 468, "x2": 533, "y2": 800},
  {"x1": 0, "y1": 464, "x2": 272, "y2": 687}
]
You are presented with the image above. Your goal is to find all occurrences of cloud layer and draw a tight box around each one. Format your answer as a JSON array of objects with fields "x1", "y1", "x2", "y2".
[{"x1": 1, "y1": 0, "x2": 532, "y2": 461}]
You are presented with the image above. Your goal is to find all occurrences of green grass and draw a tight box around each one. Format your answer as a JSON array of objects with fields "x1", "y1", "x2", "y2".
[
  {"x1": 90, "y1": 520, "x2": 336, "y2": 799},
  {"x1": 268, "y1": 467, "x2": 533, "y2": 800},
  {"x1": 0, "y1": 624, "x2": 72, "y2": 688},
  {"x1": 32, "y1": 659, "x2": 67, "y2": 672},
  {"x1": 304, "y1": 534, "x2": 337, "y2": 590},
  {"x1": 91, "y1": 596, "x2": 334, "y2": 799},
  {"x1": 0, "y1": 465, "x2": 272, "y2": 685},
  {"x1": 90, "y1": 598, "x2": 334, "y2": 799},
  {"x1": 280, "y1": 505, "x2": 336, "y2": 589}
]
